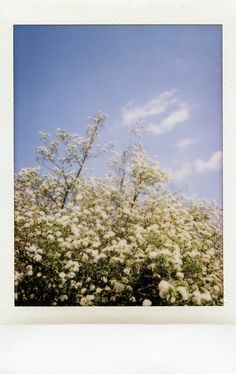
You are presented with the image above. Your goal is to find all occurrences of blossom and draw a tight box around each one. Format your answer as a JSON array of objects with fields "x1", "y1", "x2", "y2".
[
  {"x1": 33, "y1": 254, "x2": 42, "y2": 262},
  {"x1": 26, "y1": 265, "x2": 33, "y2": 276},
  {"x1": 113, "y1": 282, "x2": 125, "y2": 293},
  {"x1": 201, "y1": 292, "x2": 212, "y2": 302},
  {"x1": 148, "y1": 251, "x2": 159, "y2": 259},
  {"x1": 158, "y1": 280, "x2": 171, "y2": 291},
  {"x1": 142, "y1": 299, "x2": 152, "y2": 306},
  {"x1": 47, "y1": 234, "x2": 55, "y2": 241},
  {"x1": 123, "y1": 268, "x2": 131, "y2": 275},
  {"x1": 60, "y1": 295, "x2": 68, "y2": 302},
  {"x1": 14, "y1": 114, "x2": 223, "y2": 307},
  {"x1": 177, "y1": 286, "x2": 189, "y2": 301},
  {"x1": 80, "y1": 295, "x2": 95, "y2": 306},
  {"x1": 192, "y1": 290, "x2": 202, "y2": 305}
]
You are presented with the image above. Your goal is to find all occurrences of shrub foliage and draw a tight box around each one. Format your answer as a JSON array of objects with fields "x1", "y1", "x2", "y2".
[{"x1": 15, "y1": 113, "x2": 223, "y2": 306}]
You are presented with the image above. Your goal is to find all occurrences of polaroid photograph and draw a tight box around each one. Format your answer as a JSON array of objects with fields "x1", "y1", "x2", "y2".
[
  {"x1": 0, "y1": 1, "x2": 236, "y2": 324},
  {"x1": 14, "y1": 24, "x2": 223, "y2": 308}
]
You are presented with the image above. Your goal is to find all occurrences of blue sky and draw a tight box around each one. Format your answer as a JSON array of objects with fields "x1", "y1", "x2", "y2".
[{"x1": 14, "y1": 25, "x2": 222, "y2": 205}]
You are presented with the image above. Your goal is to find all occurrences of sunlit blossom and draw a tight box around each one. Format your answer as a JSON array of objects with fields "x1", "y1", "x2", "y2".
[
  {"x1": 142, "y1": 299, "x2": 152, "y2": 306},
  {"x1": 14, "y1": 113, "x2": 223, "y2": 306}
]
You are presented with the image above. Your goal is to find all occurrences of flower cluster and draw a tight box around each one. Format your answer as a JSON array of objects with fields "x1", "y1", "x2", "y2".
[{"x1": 15, "y1": 114, "x2": 223, "y2": 306}]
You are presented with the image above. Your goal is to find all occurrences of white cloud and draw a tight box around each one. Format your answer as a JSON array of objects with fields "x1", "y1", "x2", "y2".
[
  {"x1": 195, "y1": 151, "x2": 223, "y2": 173},
  {"x1": 122, "y1": 90, "x2": 190, "y2": 136},
  {"x1": 147, "y1": 105, "x2": 189, "y2": 135},
  {"x1": 122, "y1": 89, "x2": 178, "y2": 124},
  {"x1": 171, "y1": 162, "x2": 192, "y2": 182},
  {"x1": 176, "y1": 137, "x2": 195, "y2": 149},
  {"x1": 168, "y1": 151, "x2": 222, "y2": 183}
]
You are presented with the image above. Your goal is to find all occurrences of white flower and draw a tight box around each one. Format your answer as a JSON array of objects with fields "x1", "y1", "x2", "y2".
[
  {"x1": 201, "y1": 292, "x2": 212, "y2": 302},
  {"x1": 79, "y1": 297, "x2": 87, "y2": 306},
  {"x1": 80, "y1": 295, "x2": 95, "y2": 306},
  {"x1": 93, "y1": 241, "x2": 101, "y2": 248},
  {"x1": 68, "y1": 272, "x2": 76, "y2": 279},
  {"x1": 123, "y1": 208, "x2": 130, "y2": 215},
  {"x1": 213, "y1": 285, "x2": 220, "y2": 293},
  {"x1": 28, "y1": 245, "x2": 37, "y2": 252},
  {"x1": 96, "y1": 287, "x2": 102, "y2": 293},
  {"x1": 103, "y1": 230, "x2": 115, "y2": 239},
  {"x1": 159, "y1": 289, "x2": 166, "y2": 299},
  {"x1": 158, "y1": 280, "x2": 171, "y2": 291},
  {"x1": 123, "y1": 268, "x2": 131, "y2": 275},
  {"x1": 65, "y1": 251, "x2": 72, "y2": 258},
  {"x1": 142, "y1": 299, "x2": 152, "y2": 306},
  {"x1": 192, "y1": 290, "x2": 202, "y2": 305},
  {"x1": 147, "y1": 224, "x2": 159, "y2": 232},
  {"x1": 177, "y1": 286, "x2": 189, "y2": 301},
  {"x1": 91, "y1": 250, "x2": 99, "y2": 258},
  {"x1": 82, "y1": 253, "x2": 89, "y2": 261},
  {"x1": 176, "y1": 272, "x2": 184, "y2": 279},
  {"x1": 148, "y1": 251, "x2": 159, "y2": 259},
  {"x1": 34, "y1": 254, "x2": 42, "y2": 262},
  {"x1": 114, "y1": 282, "x2": 125, "y2": 293},
  {"x1": 26, "y1": 265, "x2": 33, "y2": 276},
  {"x1": 60, "y1": 295, "x2": 68, "y2": 302},
  {"x1": 97, "y1": 253, "x2": 107, "y2": 260}
]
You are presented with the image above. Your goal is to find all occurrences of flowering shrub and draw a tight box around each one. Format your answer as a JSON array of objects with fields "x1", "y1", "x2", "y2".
[{"x1": 15, "y1": 113, "x2": 223, "y2": 306}]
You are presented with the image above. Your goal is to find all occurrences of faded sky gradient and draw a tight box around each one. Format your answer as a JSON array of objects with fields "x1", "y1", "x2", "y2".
[{"x1": 14, "y1": 25, "x2": 222, "y2": 204}]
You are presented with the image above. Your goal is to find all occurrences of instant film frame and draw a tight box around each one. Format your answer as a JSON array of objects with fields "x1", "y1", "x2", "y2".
[{"x1": 0, "y1": 0, "x2": 236, "y2": 324}]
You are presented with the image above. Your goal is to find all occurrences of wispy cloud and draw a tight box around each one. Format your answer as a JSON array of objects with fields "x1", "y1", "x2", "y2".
[
  {"x1": 176, "y1": 137, "x2": 195, "y2": 149},
  {"x1": 147, "y1": 105, "x2": 189, "y2": 135},
  {"x1": 122, "y1": 90, "x2": 177, "y2": 125},
  {"x1": 195, "y1": 151, "x2": 222, "y2": 173},
  {"x1": 171, "y1": 162, "x2": 192, "y2": 182},
  {"x1": 122, "y1": 90, "x2": 190, "y2": 136},
  {"x1": 169, "y1": 151, "x2": 222, "y2": 182}
]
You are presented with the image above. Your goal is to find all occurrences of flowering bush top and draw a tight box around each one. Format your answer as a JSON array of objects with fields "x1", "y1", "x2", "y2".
[{"x1": 15, "y1": 113, "x2": 223, "y2": 306}]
